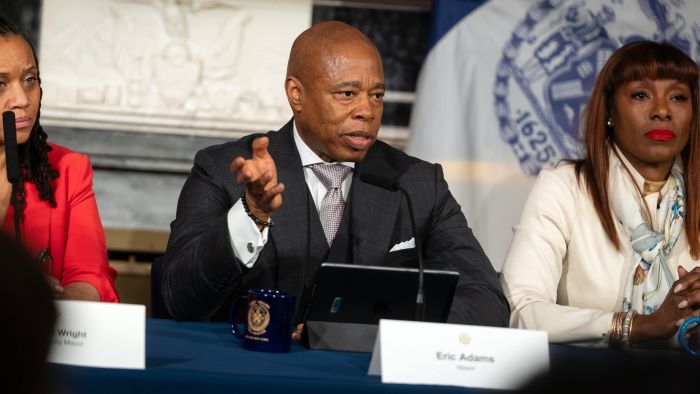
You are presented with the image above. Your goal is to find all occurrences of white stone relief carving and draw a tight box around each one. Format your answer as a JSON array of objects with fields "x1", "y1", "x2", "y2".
[{"x1": 39, "y1": 0, "x2": 311, "y2": 137}]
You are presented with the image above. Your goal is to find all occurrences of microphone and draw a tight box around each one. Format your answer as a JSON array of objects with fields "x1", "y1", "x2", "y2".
[
  {"x1": 359, "y1": 172, "x2": 425, "y2": 321},
  {"x1": 2, "y1": 111, "x2": 21, "y2": 183},
  {"x1": 3, "y1": 111, "x2": 22, "y2": 242}
]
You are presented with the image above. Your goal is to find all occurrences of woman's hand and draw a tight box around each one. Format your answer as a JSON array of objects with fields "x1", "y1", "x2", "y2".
[
  {"x1": 631, "y1": 266, "x2": 700, "y2": 343},
  {"x1": 674, "y1": 266, "x2": 700, "y2": 332},
  {"x1": 60, "y1": 282, "x2": 101, "y2": 301},
  {"x1": 47, "y1": 276, "x2": 101, "y2": 302},
  {"x1": 45, "y1": 274, "x2": 64, "y2": 297}
]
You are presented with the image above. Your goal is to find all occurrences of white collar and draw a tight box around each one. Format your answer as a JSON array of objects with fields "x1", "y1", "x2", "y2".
[
  {"x1": 611, "y1": 143, "x2": 647, "y2": 193},
  {"x1": 610, "y1": 143, "x2": 682, "y2": 193}
]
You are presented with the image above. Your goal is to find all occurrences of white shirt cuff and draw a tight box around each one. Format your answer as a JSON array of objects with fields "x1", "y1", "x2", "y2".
[{"x1": 227, "y1": 199, "x2": 269, "y2": 268}]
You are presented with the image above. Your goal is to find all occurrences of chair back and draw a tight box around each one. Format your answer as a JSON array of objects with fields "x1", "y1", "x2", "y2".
[{"x1": 151, "y1": 256, "x2": 171, "y2": 319}]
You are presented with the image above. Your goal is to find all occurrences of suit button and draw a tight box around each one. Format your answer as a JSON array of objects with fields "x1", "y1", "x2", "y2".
[{"x1": 246, "y1": 243, "x2": 254, "y2": 253}]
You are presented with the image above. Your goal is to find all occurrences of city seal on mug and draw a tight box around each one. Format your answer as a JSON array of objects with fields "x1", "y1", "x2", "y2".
[
  {"x1": 230, "y1": 288, "x2": 295, "y2": 353},
  {"x1": 247, "y1": 300, "x2": 271, "y2": 337}
]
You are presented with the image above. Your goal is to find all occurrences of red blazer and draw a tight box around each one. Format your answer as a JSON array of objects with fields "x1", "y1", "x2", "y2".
[{"x1": 2, "y1": 143, "x2": 119, "y2": 302}]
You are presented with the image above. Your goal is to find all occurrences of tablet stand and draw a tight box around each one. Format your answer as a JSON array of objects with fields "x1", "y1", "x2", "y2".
[{"x1": 302, "y1": 321, "x2": 378, "y2": 353}]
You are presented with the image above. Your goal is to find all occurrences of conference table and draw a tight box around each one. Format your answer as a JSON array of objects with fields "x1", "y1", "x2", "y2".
[{"x1": 53, "y1": 318, "x2": 698, "y2": 394}]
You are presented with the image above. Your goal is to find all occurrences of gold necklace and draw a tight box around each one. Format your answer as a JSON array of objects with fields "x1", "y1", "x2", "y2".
[{"x1": 642, "y1": 179, "x2": 666, "y2": 197}]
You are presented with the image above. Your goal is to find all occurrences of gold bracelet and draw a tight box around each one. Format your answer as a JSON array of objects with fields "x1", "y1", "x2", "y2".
[
  {"x1": 609, "y1": 311, "x2": 624, "y2": 349},
  {"x1": 621, "y1": 311, "x2": 636, "y2": 351}
]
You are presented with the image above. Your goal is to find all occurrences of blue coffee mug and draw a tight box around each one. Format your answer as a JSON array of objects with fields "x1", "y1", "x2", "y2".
[
  {"x1": 678, "y1": 317, "x2": 700, "y2": 356},
  {"x1": 229, "y1": 288, "x2": 295, "y2": 353}
]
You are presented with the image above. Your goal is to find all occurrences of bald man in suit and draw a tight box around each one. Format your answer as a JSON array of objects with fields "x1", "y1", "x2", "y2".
[{"x1": 162, "y1": 21, "x2": 509, "y2": 327}]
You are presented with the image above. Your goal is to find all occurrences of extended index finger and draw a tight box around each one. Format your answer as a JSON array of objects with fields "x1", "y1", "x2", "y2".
[{"x1": 251, "y1": 137, "x2": 270, "y2": 160}]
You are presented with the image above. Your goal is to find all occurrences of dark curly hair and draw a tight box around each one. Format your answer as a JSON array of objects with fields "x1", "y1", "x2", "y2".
[{"x1": 1, "y1": 15, "x2": 58, "y2": 219}]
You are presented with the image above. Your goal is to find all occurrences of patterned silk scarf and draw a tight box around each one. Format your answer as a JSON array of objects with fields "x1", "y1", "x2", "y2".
[{"x1": 609, "y1": 149, "x2": 686, "y2": 315}]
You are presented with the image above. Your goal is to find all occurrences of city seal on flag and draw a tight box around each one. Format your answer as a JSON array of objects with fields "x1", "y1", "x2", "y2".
[{"x1": 493, "y1": 0, "x2": 700, "y2": 176}]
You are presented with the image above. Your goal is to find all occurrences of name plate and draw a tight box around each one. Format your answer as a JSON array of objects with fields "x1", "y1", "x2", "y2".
[
  {"x1": 368, "y1": 319, "x2": 548, "y2": 390},
  {"x1": 48, "y1": 300, "x2": 145, "y2": 369}
]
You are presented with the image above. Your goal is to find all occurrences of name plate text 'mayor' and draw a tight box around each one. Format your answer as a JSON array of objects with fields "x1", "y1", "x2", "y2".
[{"x1": 368, "y1": 319, "x2": 548, "y2": 390}]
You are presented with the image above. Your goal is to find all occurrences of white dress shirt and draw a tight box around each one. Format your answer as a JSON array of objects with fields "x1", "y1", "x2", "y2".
[{"x1": 227, "y1": 124, "x2": 354, "y2": 267}]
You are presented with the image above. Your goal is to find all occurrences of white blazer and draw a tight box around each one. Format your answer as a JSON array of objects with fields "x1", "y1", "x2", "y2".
[{"x1": 500, "y1": 154, "x2": 700, "y2": 345}]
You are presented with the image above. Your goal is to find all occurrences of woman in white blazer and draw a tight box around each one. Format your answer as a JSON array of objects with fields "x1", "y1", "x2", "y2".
[{"x1": 500, "y1": 40, "x2": 700, "y2": 349}]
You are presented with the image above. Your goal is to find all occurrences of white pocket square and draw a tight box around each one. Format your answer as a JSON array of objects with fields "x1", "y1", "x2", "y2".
[{"x1": 389, "y1": 237, "x2": 415, "y2": 252}]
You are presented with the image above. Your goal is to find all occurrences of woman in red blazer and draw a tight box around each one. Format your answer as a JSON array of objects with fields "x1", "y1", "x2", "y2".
[{"x1": 0, "y1": 17, "x2": 118, "y2": 302}]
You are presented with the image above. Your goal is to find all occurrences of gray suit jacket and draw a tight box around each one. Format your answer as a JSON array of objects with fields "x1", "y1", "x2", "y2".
[{"x1": 162, "y1": 120, "x2": 509, "y2": 325}]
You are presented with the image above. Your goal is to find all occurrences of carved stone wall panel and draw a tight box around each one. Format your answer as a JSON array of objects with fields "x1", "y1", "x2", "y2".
[
  {"x1": 92, "y1": 169, "x2": 187, "y2": 231},
  {"x1": 23, "y1": 1, "x2": 428, "y2": 232},
  {"x1": 39, "y1": 0, "x2": 311, "y2": 137}
]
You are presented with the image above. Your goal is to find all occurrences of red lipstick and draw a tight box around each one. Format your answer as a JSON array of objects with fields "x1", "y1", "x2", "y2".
[{"x1": 644, "y1": 129, "x2": 676, "y2": 141}]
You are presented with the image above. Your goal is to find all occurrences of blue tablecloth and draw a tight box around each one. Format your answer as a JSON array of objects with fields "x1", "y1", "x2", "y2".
[
  {"x1": 53, "y1": 318, "x2": 699, "y2": 394},
  {"x1": 53, "y1": 319, "x2": 490, "y2": 394}
]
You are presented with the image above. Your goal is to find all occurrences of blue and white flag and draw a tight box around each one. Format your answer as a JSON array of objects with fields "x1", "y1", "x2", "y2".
[{"x1": 409, "y1": 0, "x2": 700, "y2": 270}]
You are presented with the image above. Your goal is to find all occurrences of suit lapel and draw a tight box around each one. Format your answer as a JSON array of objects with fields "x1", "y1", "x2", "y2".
[
  {"x1": 267, "y1": 122, "x2": 328, "y2": 291},
  {"x1": 351, "y1": 148, "x2": 403, "y2": 266},
  {"x1": 264, "y1": 125, "x2": 406, "y2": 279},
  {"x1": 271, "y1": 147, "x2": 309, "y2": 263}
]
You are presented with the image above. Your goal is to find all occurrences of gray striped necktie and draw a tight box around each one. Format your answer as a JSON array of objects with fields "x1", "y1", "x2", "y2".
[{"x1": 309, "y1": 163, "x2": 352, "y2": 245}]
